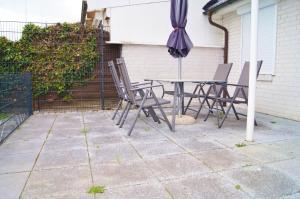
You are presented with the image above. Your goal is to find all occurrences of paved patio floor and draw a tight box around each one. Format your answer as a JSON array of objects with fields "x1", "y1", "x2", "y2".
[{"x1": 0, "y1": 109, "x2": 300, "y2": 199}]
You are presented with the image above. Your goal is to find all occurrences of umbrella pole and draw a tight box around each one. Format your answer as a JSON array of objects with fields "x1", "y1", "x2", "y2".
[
  {"x1": 178, "y1": 57, "x2": 182, "y2": 80},
  {"x1": 178, "y1": 57, "x2": 182, "y2": 117}
]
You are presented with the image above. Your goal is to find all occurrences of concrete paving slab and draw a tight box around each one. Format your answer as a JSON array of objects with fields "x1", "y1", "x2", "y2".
[
  {"x1": 22, "y1": 191, "x2": 94, "y2": 199},
  {"x1": 87, "y1": 134, "x2": 125, "y2": 146},
  {"x1": 43, "y1": 137, "x2": 86, "y2": 152},
  {"x1": 0, "y1": 139, "x2": 43, "y2": 156},
  {"x1": 235, "y1": 143, "x2": 295, "y2": 163},
  {"x1": 92, "y1": 160, "x2": 156, "y2": 188},
  {"x1": 0, "y1": 172, "x2": 29, "y2": 199},
  {"x1": 50, "y1": 128, "x2": 85, "y2": 139},
  {"x1": 22, "y1": 166, "x2": 92, "y2": 198},
  {"x1": 5, "y1": 129, "x2": 49, "y2": 143},
  {"x1": 0, "y1": 152, "x2": 37, "y2": 174},
  {"x1": 95, "y1": 183, "x2": 171, "y2": 199},
  {"x1": 1, "y1": 111, "x2": 299, "y2": 198},
  {"x1": 267, "y1": 158, "x2": 300, "y2": 183},
  {"x1": 145, "y1": 153, "x2": 211, "y2": 180},
  {"x1": 130, "y1": 140, "x2": 186, "y2": 159},
  {"x1": 195, "y1": 148, "x2": 258, "y2": 171},
  {"x1": 163, "y1": 173, "x2": 251, "y2": 199},
  {"x1": 220, "y1": 165, "x2": 300, "y2": 198},
  {"x1": 89, "y1": 142, "x2": 140, "y2": 164},
  {"x1": 35, "y1": 148, "x2": 89, "y2": 170},
  {"x1": 175, "y1": 137, "x2": 224, "y2": 152}
]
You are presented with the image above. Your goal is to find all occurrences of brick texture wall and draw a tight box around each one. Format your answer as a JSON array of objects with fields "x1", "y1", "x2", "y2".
[
  {"x1": 222, "y1": 0, "x2": 300, "y2": 121},
  {"x1": 121, "y1": 44, "x2": 223, "y2": 99}
]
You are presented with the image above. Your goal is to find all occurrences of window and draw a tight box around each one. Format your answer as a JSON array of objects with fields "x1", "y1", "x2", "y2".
[{"x1": 240, "y1": 4, "x2": 277, "y2": 75}]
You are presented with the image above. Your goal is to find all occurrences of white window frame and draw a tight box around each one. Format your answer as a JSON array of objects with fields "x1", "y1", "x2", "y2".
[{"x1": 237, "y1": 0, "x2": 277, "y2": 75}]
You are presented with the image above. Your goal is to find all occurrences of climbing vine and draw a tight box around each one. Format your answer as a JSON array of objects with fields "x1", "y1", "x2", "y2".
[{"x1": 0, "y1": 23, "x2": 99, "y2": 98}]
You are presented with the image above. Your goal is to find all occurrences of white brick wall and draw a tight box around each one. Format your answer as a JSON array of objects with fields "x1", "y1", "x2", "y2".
[
  {"x1": 222, "y1": 0, "x2": 300, "y2": 121},
  {"x1": 121, "y1": 44, "x2": 223, "y2": 99}
]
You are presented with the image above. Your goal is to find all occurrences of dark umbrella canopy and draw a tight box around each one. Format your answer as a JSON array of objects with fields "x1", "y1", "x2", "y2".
[{"x1": 167, "y1": 0, "x2": 193, "y2": 58}]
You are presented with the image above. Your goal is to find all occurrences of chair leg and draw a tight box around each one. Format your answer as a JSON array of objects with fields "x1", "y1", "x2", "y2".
[
  {"x1": 128, "y1": 91, "x2": 149, "y2": 136},
  {"x1": 112, "y1": 99, "x2": 122, "y2": 120},
  {"x1": 116, "y1": 102, "x2": 129, "y2": 125},
  {"x1": 194, "y1": 96, "x2": 207, "y2": 119},
  {"x1": 231, "y1": 104, "x2": 240, "y2": 120},
  {"x1": 151, "y1": 90, "x2": 172, "y2": 131},
  {"x1": 119, "y1": 103, "x2": 132, "y2": 128},
  {"x1": 204, "y1": 97, "x2": 217, "y2": 121},
  {"x1": 147, "y1": 107, "x2": 161, "y2": 123},
  {"x1": 218, "y1": 101, "x2": 234, "y2": 128},
  {"x1": 184, "y1": 85, "x2": 199, "y2": 114}
]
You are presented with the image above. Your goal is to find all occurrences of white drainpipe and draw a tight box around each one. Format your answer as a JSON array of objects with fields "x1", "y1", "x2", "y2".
[{"x1": 246, "y1": 0, "x2": 259, "y2": 141}]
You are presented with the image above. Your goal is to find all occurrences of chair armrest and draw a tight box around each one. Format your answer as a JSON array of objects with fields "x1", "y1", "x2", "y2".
[
  {"x1": 227, "y1": 83, "x2": 248, "y2": 88},
  {"x1": 130, "y1": 84, "x2": 163, "y2": 91},
  {"x1": 132, "y1": 82, "x2": 152, "y2": 86}
]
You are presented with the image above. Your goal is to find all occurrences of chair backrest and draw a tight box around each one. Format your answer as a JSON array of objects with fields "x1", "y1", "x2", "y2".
[
  {"x1": 116, "y1": 58, "x2": 136, "y2": 103},
  {"x1": 234, "y1": 60, "x2": 263, "y2": 99},
  {"x1": 209, "y1": 63, "x2": 233, "y2": 95},
  {"x1": 108, "y1": 60, "x2": 124, "y2": 99}
]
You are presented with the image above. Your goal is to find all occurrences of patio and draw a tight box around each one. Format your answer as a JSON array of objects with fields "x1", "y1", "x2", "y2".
[{"x1": 0, "y1": 109, "x2": 300, "y2": 199}]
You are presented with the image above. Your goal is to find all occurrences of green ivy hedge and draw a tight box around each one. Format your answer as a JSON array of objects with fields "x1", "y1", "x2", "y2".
[{"x1": 0, "y1": 23, "x2": 99, "y2": 98}]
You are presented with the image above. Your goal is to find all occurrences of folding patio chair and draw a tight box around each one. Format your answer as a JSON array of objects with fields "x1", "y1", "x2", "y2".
[
  {"x1": 184, "y1": 63, "x2": 233, "y2": 119},
  {"x1": 204, "y1": 61, "x2": 263, "y2": 128},
  {"x1": 116, "y1": 58, "x2": 172, "y2": 136},
  {"x1": 108, "y1": 60, "x2": 150, "y2": 126}
]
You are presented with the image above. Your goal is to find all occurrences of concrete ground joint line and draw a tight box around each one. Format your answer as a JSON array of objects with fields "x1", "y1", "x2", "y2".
[
  {"x1": 125, "y1": 139, "x2": 174, "y2": 199},
  {"x1": 19, "y1": 114, "x2": 57, "y2": 199},
  {"x1": 81, "y1": 112, "x2": 95, "y2": 199},
  {"x1": 141, "y1": 118, "x2": 216, "y2": 171}
]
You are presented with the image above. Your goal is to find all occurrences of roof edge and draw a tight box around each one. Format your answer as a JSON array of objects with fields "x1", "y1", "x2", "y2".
[{"x1": 203, "y1": 0, "x2": 240, "y2": 15}]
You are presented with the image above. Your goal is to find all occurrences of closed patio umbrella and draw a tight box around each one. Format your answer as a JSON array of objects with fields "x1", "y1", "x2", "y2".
[{"x1": 167, "y1": 0, "x2": 193, "y2": 80}]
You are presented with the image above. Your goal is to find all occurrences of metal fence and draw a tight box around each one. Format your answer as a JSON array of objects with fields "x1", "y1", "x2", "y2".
[
  {"x1": 0, "y1": 73, "x2": 32, "y2": 143},
  {"x1": 0, "y1": 21, "x2": 120, "y2": 111}
]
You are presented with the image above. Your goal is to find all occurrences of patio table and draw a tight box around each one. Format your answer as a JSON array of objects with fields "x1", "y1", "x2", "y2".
[{"x1": 145, "y1": 78, "x2": 227, "y2": 131}]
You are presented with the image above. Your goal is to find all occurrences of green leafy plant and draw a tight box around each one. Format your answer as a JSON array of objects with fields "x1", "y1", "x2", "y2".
[
  {"x1": 0, "y1": 23, "x2": 99, "y2": 99},
  {"x1": 235, "y1": 143, "x2": 247, "y2": 148},
  {"x1": 87, "y1": 185, "x2": 105, "y2": 194}
]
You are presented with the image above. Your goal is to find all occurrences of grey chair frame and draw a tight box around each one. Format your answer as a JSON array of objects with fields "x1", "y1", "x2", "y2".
[
  {"x1": 184, "y1": 63, "x2": 233, "y2": 119},
  {"x1": 115, "y1": 58, "x2": 172, "y2": 136},
  {"x1": 204, "y1": 61, "x2": 263, "y2": 128},
  {"x1": 108, "y1": 59, "x2": 152, "y2": 125}
]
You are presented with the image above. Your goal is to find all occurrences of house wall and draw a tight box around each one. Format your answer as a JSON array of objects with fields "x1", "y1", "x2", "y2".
[
  {"x1": 87, "y1": 0, "x2": 224, "y2": 47},
  {"x1": 222, "y1": 0, "x2": 300, "y2": 121},
  {"x1": 121, "y1": 44, "x2": 223, "y2": 99}
]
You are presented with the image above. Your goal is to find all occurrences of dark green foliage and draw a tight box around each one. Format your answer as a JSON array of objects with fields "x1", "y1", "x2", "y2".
[{"x1": 0, "y1": 23, "x2": 99, "y2": 98}]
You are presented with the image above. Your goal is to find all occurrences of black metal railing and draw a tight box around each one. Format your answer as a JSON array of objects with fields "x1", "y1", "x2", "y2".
[{"x1": 0, "y1": 73, "x2": 32, "y2": 143}]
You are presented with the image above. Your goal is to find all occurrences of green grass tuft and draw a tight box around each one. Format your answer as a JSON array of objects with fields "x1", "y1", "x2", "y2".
[
  {"x1": 144, "y1": 126, "x2": 150, "y2": 132},
  {"x1": 235, "y1": 184, "x2": 241, "y2": 190},
  {"x1": 242, "y1": 164, "x2": 252, "y2": 167},
  {"x1": 0, "y1": 113, "x2": 9, "y2": 120},
  {"x1": 115, "y1": 155, "x2": 122, "y2": 164},
  {"x1": 235, "y1": 143, "x2": 247, "y2": 148},
  {"x1": 270, "y1": 121, "x2": 277, "y2": 124},
  {"x1": 87, "y1": 185, "x2": 105, "y2": 194},
  {"x1": 81, "y1": 127, "x2": 89, "y2": 134}
]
